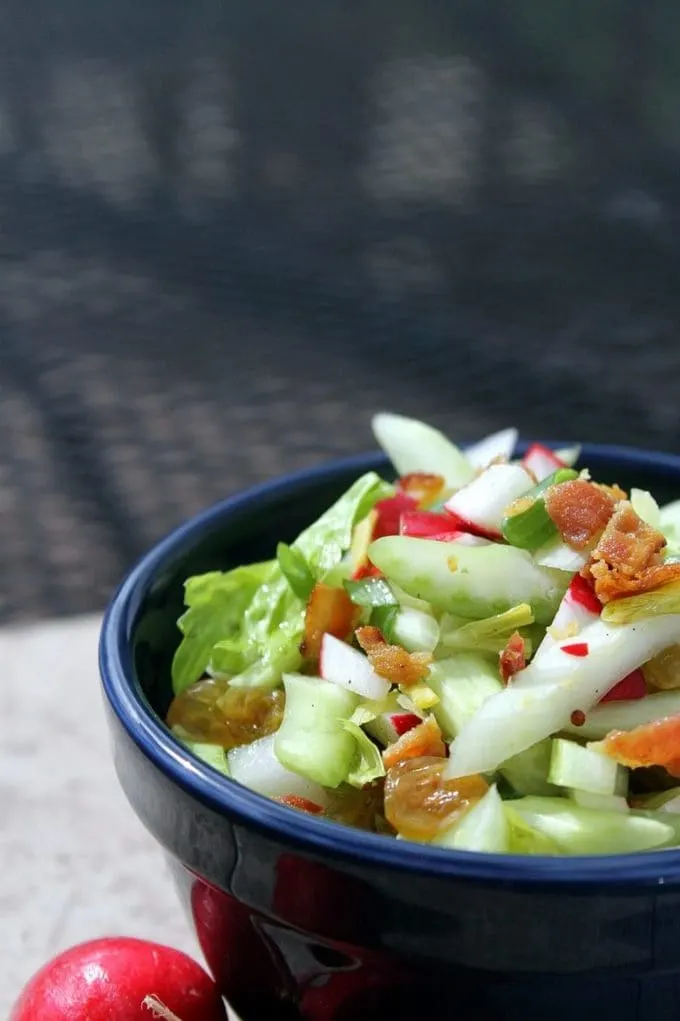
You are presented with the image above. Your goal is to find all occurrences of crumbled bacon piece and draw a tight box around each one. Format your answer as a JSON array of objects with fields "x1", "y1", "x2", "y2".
[
  {"x1": 583, "y1": 501, "x2": 677, "y2": 603},
  {"x1": 355, "y1": 625, "x2": 432, "y2": 686},
  {"x1": 599, "y1": 715, "x2": 680, "y2": 777},
  {"x1": 275, "y1": 795, "x2": 325, "y2": 815},
  {"x1": 301, "y1": 583, "x2": 358, "y2": 660},
  {"x1": 382, "y1": 717, "x2": 446, "y2": 769},
  {"x1": 398, "y1": 472, "x2": 446, "y2": 507},
  {"x1": 544, "y1": 479, "x2": 617, "y2": 550},
  {"x1": 499, "y1": 631, "x2": 526, "y2": 684}
]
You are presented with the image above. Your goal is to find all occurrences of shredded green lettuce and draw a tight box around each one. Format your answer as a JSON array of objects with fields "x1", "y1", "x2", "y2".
[
  {"x1": 171, "y1": 472, "x2": 393, "y2": 695},
  {"x1": 439, "y1": 603, "x2": 535, "y2": 654},
  {"x1": 343, "y1": 721, "x2": 386, "y2": 787}
]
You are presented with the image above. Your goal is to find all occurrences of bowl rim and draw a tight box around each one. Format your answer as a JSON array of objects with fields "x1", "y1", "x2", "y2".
[{"x1": 100, "y1": 441, "x2": 680, "y2": 888}]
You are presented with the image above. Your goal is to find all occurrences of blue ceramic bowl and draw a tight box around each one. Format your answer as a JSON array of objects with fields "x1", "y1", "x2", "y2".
[{"x1": 100, "y1": 444, "x2": 680, "y2": 1021}]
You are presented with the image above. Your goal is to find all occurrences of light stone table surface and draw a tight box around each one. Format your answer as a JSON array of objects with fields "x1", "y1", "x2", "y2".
[{"x1": 1, "y1": 614, "x2": 238, "y2": 1019}]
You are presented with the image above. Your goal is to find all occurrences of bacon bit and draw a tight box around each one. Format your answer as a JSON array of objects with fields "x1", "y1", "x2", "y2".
[
  {"x1": 584, "y1": 501, "x2": 678, "y2": 603},
  {"x1": 562, "y1": 642, "x2": 589, "y2": 657},
  {"x1": 355, "y1": 625, "x2": 433, "y2": 686},
  {"x1": 570, "y1": 710, "x2": 586, "y2": 727},
  {"x1": 391, "y1": 712, "x2": 423, "y2": 736},
  {"x1": 373, "y1": 492, "x2": 418, "y2": 539},
  {"x1": 544, "y1": 479, "x2": 617, "y2": 550},
  {"x1": 596, "y1": 482, "x2": 628, "y2": 502},
  {"x1": 447, "y1": 555, "x2": 459, "y2": 572},
  {"x1": 599, "y1": 715, "x2": 680, "y2": 777},
  {"x1": 567, "y1": 573, "x2": 602, "y2": 615},
  {"x1": 398, "y1": 472, "x2": 446, "y2": 507},
  {"x1": 382, "y1": 716, "x2": 446, "y2": 769},
  {"x1": 599, "y1": 668, "x2": 647, "y2": 703},
  {"x1": 275, "y1": 795, "x2": 325, "y2": 815},
  {"x1": 301, "y1": 583, "x2": 359, "y2": 661},
  {"x1": 499, "y1": 631, "x2": 527, "y2": 684}
]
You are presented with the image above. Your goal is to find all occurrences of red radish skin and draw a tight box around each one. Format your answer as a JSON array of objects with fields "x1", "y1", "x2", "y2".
[
  {"x1": 523, "y1": 443, "x2": 566, "y2": 482},
  {"x1": 9, "y1": 938, "x2": 226, "y2": 1021},
  {"x1": 399, "y1": 510, "x2": 465, "y2": 538},
  {"x1": 567, "y1": 574, "x2": 602, "y2": 615},
  {"x1": 561, "y1": 642, "x2": 589, "y2": 657},
  {"x1": 391, "y1": 713, "x2": 422, "y2": 737},
  {"x1": 600, "y1": 668, "x2": 647, "y2": 703},
  {"x1": 373, "y1": 493, "x2": 418, "y2": 538}
]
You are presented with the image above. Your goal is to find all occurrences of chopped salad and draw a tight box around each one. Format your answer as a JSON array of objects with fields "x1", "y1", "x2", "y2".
[{"x1": 166, "y1": 414, "x2": 680, "y2": 855}]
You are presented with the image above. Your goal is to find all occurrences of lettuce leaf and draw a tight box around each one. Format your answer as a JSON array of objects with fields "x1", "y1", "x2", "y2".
[
  {"x1": 343, "y1": 721, "x2": 386, "y2": 787},
  {"x1": 171, "y1": 472, "x2": 393, "y2": 695}
]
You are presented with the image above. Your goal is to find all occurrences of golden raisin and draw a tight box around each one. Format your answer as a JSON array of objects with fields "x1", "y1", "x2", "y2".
[
  {"x1": 383, "y1": 756, "x2": 488, "y2": 841},
  {"x1": 644, "y1": 644, "x2": 680, "y2": 691},
  {"x1": 167, "y1": 678, "x2": 284, "y2": 749}
]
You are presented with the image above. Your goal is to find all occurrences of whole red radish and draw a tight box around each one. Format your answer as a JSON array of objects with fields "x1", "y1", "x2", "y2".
[{"x1": 10, "y1": 937, "x2": 226, "y2": 1021}]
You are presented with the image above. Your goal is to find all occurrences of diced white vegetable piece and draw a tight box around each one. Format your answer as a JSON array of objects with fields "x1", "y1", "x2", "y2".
[
  {"x1": 445, "y1": 463, "x2": 533, "y2": 537},
  {"x1": 320, "y1": 633, "x2": 391, "y2": 701},
  {"x1": 465, "y1": 428, "x2": 518, "y2": 470},
  {"x1": 228, "y1": 733, "x2": 328, "y2": 804}
]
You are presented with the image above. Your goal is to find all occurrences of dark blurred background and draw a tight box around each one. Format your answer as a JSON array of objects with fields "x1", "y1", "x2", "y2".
[{"x1": 1, "y1": 0, "x2": 679, "y2": 623}]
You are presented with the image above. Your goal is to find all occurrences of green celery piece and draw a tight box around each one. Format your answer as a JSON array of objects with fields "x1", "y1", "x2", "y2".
[
  {"x1": 548, "y1": 738, "x2": 627, "y2": 796},
  {"x1": 434, "y1": 785, "x2": 509, "y2": 852},
  {"x1": 171, "y1": 561, "x2": 273, "y2": 694},
  {"x1": 504, "y1": 805, "x2": 561, "y2": 855},
  {"x1": 343, "y1": 721, "x2": 386, "y2": 787},
  {"x1": 275, "y1": 673, "x2": 359, "y2": 787},
  {"x1": 630, "y1": 488, "x2": 661, "y2": 529},
  {"x1": 171, "y1": 726, "x2": 230, "y2": 776},
  {"x1": 428, "y1": 654, "x2": 503, "y2": 740},
  {"x1": 500, "y1": 739, "x2": 559, "y2": 797},
  {"x1": 369, "y1": 536, "x2": 567, "y2": 624},
  {"x1": 510, "y1": 796, "x2": 673, "y2": 854},
  {"x1": 561, "y1": 690, "x2": 680, "y2": 742},
  {"x1": 371, "y1": 412, "x2": 475, "y2": 488},
  {"x1": 439, "y1": 603, "x2": 535, "y2": 654},
  {"x1": 601, "y1": 580, "x2": 680, "y2": 625}
]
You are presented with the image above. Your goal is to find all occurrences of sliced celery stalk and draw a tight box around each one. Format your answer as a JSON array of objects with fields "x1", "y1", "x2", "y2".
[
  {"x1": 510, "y1": 796, "x2": 673, "y2": 854},
  {"x1": 371, "y1": 412, "x2": 474, "y2": 488},
  {"x1": 533, "y1": 536, "x2": 587, "y2": 573},
  {"x1": 439, "y1": 603, "x2": 534, "y2": 654},
  {"x1": 500, "y1": 739, "x2": 559, "y2": 797},
  {"x1": 553, "y1": 445, "x2": 581, "y2": 468},
  {"x1": 427, "y1": 654, "x2": 503, "y2": 740},
  {"x1": 368, "y1": 536, "x2": 567, "y2": 624},
  {"x1": 631, "y1": 808, "x2": 680, "y2": 847},
  {"x1": 630, "y1": 488, "x2": 661, "y2": 529},
  {"x1": 549, "y1": 738, "x2": 628, "y2": 796},
  {"x1": 561, "y1": 690, "x2": 680, "y2": 741},
  {"x1": 446, "y1": 614, "x2": 680, "y2": 779},
  {"x1": 633, "y1": 788, "x2": 680, "y2": 813},
  {"x1": 172, "y1": 727, "x2": 231, "y2": 776},
  {"x1": 275, "y1": 673, "x2": 359, "y2": 787},
  {"x1": 465, "y1": 428, "x2": 518, "y2": 469},
  {"x1": 392, "y1": 607, "x2": 440, "y2": 652},
  {"x1": 228, "y1": 733, "x2": 328, "y2": 804},
  {"x1": 569, "y1": 790, "x2": 629, "y2": 814},
  {"x1": 505, "y1": 805, "x2": 560, "y2": 855},
  {"x1": 434, "y1": 785, "x2": 509, "y2": 852},
  {"x1": 602, "y1": 580, "x2": 680, "y2": 625}
]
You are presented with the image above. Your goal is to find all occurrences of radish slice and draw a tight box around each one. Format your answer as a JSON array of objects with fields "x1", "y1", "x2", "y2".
[
  {"x1": 523, "y1": 443, "x2": 566, "y2": 482},
  {"x1": 534, "y1": 536, "x2": 587, "y2": 573},
  {"x1": 445, "y1": 463, "x2": 533, "y2": 539},
  {"x1": 319, "y1": 633, "x2": 391, "y2": 700},
  {"x1": 228, "y1": 733, "x2": 329, "y2": 805},
  {"x1": 365, "y1": 710, "x2": 422, "y2": 746},
  {"x1": 465, "y1": 428, "x2": 518, "y2": 469},
  {"x1": 533, "y1": 575, "x2": 601, "y2": 662}
]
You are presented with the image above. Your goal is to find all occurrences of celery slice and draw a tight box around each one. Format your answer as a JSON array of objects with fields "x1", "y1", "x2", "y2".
[
  {"x1": 505, "y1": 805, "x2": 561, "y2": 854},
  {"x1": 427, "y1": 654, "x2": 503, "y2": 739},
  {"x1": 446, "y1": 614, "x2": 680, "y2": 779},
  {"x1": 630, "y1": 488, "x2": 661, "y2": 529},
  {"x1": 500, "y1": 739, "x2": 558, "y2": 797},
  {"x1": 548, "y1": 738, "x2": 627, "y2": 796},
  {"x1": 228, "y1": 733, "x2": 328, "y2": 804},
  {"x1": 434, "y1": 785, "x2": 509, "y2": 852},
  {"x1": 439, "y1": 603, "x2": 534, "y2": 654},
  {"x1": 275, "y1": 673, "x2": 359, "y2": 787},
  {"x1": 343, "y1": 722, "x2": 385, "y2": 787},
  {"x1": 171, "y1": 726, "x2": 231, "y2": 776},
  {"x1": 510, "y1": 796, "x2": 673, "y2": 854},
  {"x1": 369, "y1": 536, "x2": 567, "y2": 624},
  {"x1": 601, "y1": 581, "x2": 680, "y2": 624},
  {"x1": 561, "y1": 690, "x2": 680, "y2": 740},
  {"x1": 633, "y1": 788, "x2": 680, "y2": 813},
  {"x1": 371, "y1": 412, "x2": 474, "y2": 488},
  {"x1": 391, "y1": 607, "x2": 440, "y2": 652},
  {"x1": 569, "y1": 790, "x2": 629, "y2": 814}
]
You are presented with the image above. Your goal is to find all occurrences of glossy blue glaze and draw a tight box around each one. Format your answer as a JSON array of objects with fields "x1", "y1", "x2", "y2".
[{"x1": 100, "y1": 444, "x2": 680, "y2": 1020}]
